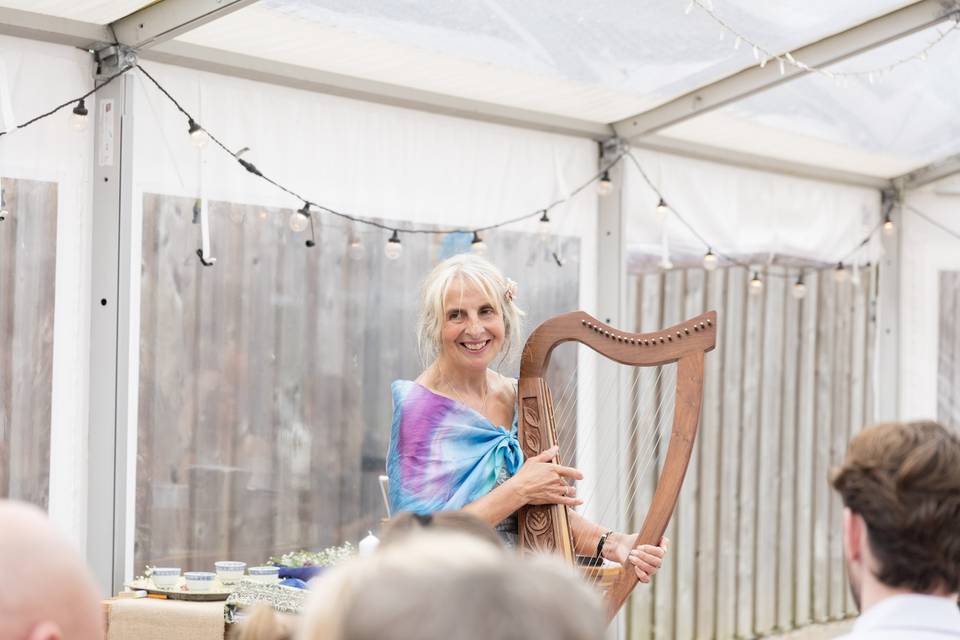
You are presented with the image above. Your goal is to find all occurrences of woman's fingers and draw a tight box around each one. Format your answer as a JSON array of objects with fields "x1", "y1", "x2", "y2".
[
  {"x1": 636, "y1": 544, "x2": 665, "y2": 560},
  {"x1": 628, "y1": 554, "x2": 660, "y2": 575},
  {"x1": 552, "y1": 464, "x2": 584, "y2": 481},
  {"x1": 634, "y1": 567, "x2": 651, "y2": 583},
  {"x1": 529, "y1": 446, "x2": 559, "y2": 463}
]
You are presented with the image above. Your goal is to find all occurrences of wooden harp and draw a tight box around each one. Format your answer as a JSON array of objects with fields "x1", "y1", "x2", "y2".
[{"x1": 517, "y1": 310, "x2": 717, "y2": 621}]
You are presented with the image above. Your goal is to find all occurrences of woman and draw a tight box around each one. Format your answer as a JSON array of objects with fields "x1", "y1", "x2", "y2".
[{"x1": 386, "y1": 254, "x2": 666, "y2": 582}]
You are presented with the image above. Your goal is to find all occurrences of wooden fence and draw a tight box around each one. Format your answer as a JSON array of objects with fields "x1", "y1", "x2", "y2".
[
  {"x1": 0, "y1": 177, "x2": 56, "y2": 508},
  {"x1": 939, "y1": 271, "x2": 960, "y2": 429},
  {"x1": 135, "y1": 193, "x2": 580, "y2": 571},
  {"x1": 626, "y1": 265, "x2": 876, "y2": 639}
]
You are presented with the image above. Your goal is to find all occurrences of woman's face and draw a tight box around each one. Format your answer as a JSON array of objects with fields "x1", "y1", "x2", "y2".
[{"x1": 439, "y1": 278, "x2": 505, "y2": 373}]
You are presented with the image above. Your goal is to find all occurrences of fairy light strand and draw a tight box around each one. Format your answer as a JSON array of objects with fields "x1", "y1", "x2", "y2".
[{"x1": 688, "y1": 0, "x2": 960, "y2": 84}]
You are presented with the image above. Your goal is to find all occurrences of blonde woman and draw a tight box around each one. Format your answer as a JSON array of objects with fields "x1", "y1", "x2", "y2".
[{"x1": 386, "y1": 254, "x2": 666, "y2": 581}]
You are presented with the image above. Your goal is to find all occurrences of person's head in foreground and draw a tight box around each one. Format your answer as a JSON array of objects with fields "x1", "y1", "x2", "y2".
[
  {"x1": 0, "y1": 500, "x2": 103, "y2": 640},
  {"x1": 297, "y1": 530, "x2": 605, "y2": 640},
  {"x1": 379, "y1": 510, "x2": 504, "y2": 549},
  {"x1": 831, "y1": 420, "x2": 960, "y2": 636}
]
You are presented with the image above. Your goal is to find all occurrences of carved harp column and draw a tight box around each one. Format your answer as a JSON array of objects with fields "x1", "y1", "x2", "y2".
[{"x1": 517, "y1": 310, "x2": 717, "y2": 622}]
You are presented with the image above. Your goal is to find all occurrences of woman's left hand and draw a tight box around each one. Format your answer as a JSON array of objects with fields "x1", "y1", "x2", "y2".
[{"x1": 603, "y1": 534, "x2": 669, "y2": 584}]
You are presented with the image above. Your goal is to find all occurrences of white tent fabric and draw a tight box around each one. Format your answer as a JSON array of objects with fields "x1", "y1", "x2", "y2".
[{"x1": 0, "y1": 35, "x2": 94, "y2": 547}]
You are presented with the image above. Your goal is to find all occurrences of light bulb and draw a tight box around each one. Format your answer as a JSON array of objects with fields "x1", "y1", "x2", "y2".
[
  {"x1": 749, "y1": 272, "x2": 763, "y2": 295},
  {"x1": 734, "y1": 36, "x2": 742, "y2": 50},
  {"x1": 793, "y1": 277, "x2": 807, "y2": 299},
  {"x1": 538, "y1": 210, "x2": 551, "y2": 237},
  {"x1": 348, "y1": 238, "x2": 365, "y2": 261},
  {"x1": 289, "y1": 204, "x2": 310, "y2": 233},
  {"x1": 883, "y1": 215, "x2": 894, "y2": 235},
  {"x1": 188, "y1": 119, "x2": 208, "y2": 149},
  {"x1": 385, "y1": 230, "x2": 402, "y2": 260},
  {"x1": 71, "y1": 99, "x2": 89, "y2": 131},
  {"x1": 779, "y1": 58, "x2": 786, "y2": 75},
  {"x1": 470, "y1": 231, "x2": 488, "y2": 256},
  {"x1": 753, "y1": 45, "x2": 760, "y2": 60},
  {"x1": 596, "y1": 171, "x2": 613, "y2": 197},
  {"x1": 655, "y1": 198, "x2": 669, "y2": 223},
  {"x1": 703, "y1": 249, "x2": 718, "y2": 271},
  {"x1": 659, "y1": 257, "x2": 673, "y2": 271},
  {"x1": 257, "y1": 210, "x2": 269, "y2": 221},
  {"x1": 0, "y1": 188, "x2": 7, "y2": 221},
  {"x1": 834, "y1": 262, "x2": 848, "y2": 283}
]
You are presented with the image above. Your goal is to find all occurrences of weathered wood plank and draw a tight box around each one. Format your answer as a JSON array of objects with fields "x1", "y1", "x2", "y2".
[
  {"x1": 695, "y1": 267, "x2": 725, "y2": 639},
  {"x1": 755, "y1": 268, "x2": 786, "y2": 635},
  {"x1": 777, "y1": 268, "x2": 801, "y2": 632},
  {"x1": 715, "y1": 267, "x2": 746, "y2": 640},
  {"x1": 829, "y1": 276, "x2": 853, "y2": 619},
  {"x1": 813, "y1": 270, "x2": 836, "y2": 622},
  {"x1": 940, "y1": 272, "x2": 956, "y2": 426},
  {"x1": 736, "y1": 268, "x2": 765, "y2": 638}
]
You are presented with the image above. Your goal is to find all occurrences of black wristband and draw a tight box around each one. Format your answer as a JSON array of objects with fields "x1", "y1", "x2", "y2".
[{"x1": 595, "y1": 530, "x2": 613, "y2": 559}]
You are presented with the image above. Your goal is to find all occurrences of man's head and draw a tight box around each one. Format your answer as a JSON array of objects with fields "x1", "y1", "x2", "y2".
[
  {"x1": 831, "y1": 421, "x2": 960, "y2": 609},
  {"x1": 0, "y1": 501, "x2": 103, "y2": 640}
]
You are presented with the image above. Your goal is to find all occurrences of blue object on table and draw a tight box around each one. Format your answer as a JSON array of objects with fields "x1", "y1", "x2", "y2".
[
  {"x1": 279, "y1": 577, "x2": 308, "y2": 589},
  {"x1": 276, "y1": 565, "x2": 325, "y2": 581}
]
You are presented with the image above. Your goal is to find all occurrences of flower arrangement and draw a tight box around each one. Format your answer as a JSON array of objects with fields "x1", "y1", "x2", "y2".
[{"x1": 267, "y1": 542, "x2": 354, "y2": 568}]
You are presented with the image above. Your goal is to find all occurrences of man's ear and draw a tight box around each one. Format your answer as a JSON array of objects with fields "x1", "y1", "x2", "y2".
[
  {"x1": 843, "y1": 507, "x2": 862, "y2": 564},
  {"x1": 26, "y1": 621, "x2": 62, "y2": 640}
]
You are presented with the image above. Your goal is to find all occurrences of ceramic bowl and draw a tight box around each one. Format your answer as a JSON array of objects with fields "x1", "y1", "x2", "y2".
[
  {"x1": 248, "y1": 566, "x2": 280, "y2": 584},
  {"x1": 151, "y1": 567, "x2": 181, "y2": 589},
  {"x1": 215, "y1": 561, "x2": 246, "y2": 585},
  {"x1": 184, "y1": 571, "x2": 216, "y2": 592}
]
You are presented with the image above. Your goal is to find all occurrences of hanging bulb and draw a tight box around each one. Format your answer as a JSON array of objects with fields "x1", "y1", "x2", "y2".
[
  {"x1": 538, "y1": 209, "x2": 551, "y2": 237},
  {"x1": 659, "y1": 257, "x2": 674, "y2": 271},
  {"x1": 703, "y1": 249, "x2": 718, "y2": 271},
  {"x1": 760, "y1": 57, "x2": 768, "y2": 68},
  {"x1": 684, "y1": 0, "x2": 694, "y2": 15},
  {"x1": 188, "y1": 119, "x2": 208, "y2": 149},
  {"x1": 793, "y1": 275, "x2": 807, "y2": 299},
  {"x1": 883, "y1": 213, "x2": 895, "y2": 235},
  {"x1": 734, "y1": 35, "x2": 742, "y2": 50},
  {"x1": 0, "y1": 188, "x2": 7, "y2": 222},
  {"x1": 470, "y1": 231, "x2": 488, "y2": 255},
  {"x1": 778, "y1": 58, "x2": 786, "y2": 75},
  {"x1": 834, "y1": 262, "x2": 849, "y2": 283},
  {"x1": 753, "y1": 45, "x2": 760, "y2": 60},
  {"x1": 851, "y1": 262, "x2": 861, "y2": 288},
  {"x1": 655, "y1": 198, "x2": 669, "y2": 223},
  {"x1": 289, "y1": 203, "x2": 311, "y2": 233},
  {"x1": 257, "y1": 210, "x2": 269, "y2": 221},
  {"x1": 348, "y1": 237, "x2": 365, "y2": 261},
  {"x1": 384, "y1": 230, "x2": 402, "y2": 260},
  {"x1": 749, "y1": 272, "x2": 763, "y2": 295},
  {"x1": 919, "y1": 50, "x2": 928, "y2": 62},
  {"x1": 868, "y1": 72, "x2": 875, "y2": 85},
  {"x1": 71, "y1": 98, "x2": 89, "y2": 131},
  {"x1": 596, "y1": 170, "x2": 613, "y2": 196}
]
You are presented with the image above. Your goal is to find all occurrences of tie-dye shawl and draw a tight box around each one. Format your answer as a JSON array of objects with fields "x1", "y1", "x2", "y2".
[{"x1": 387, "y1": 379, "x2": 523, "y2": 515}]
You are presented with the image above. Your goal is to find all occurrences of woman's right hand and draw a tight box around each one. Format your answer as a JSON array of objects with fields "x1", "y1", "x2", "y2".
[{"x1": 510, "y1": 446, "x2": 584, "y2": 507}]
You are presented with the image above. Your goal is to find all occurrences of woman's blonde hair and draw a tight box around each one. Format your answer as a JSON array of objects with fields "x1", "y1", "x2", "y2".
[{"x1": 416, "y1": 254, "x2": 524, "y2": 367}]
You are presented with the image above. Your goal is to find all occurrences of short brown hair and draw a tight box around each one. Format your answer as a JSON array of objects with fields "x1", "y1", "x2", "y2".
[
  {"x1": 380, "y1": 511, "x2": 504, "y2": 549},
  {"x1": 831, "y1": 421, "x2": 960, "y2": 593}
]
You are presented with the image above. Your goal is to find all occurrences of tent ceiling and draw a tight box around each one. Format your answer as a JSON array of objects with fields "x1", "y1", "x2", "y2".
[{"x1": 1, "y1": 0, "x2": 958, "y2": 184}]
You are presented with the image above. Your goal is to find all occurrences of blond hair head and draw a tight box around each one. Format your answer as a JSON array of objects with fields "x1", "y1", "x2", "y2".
[{"x1": 416, "y1": 254, "x2": 524, "y2": 367}]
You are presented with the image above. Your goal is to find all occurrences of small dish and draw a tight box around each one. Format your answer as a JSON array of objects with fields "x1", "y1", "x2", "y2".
[{"x1": 248, "y1": 566, "x2": 280, "y2": 584}]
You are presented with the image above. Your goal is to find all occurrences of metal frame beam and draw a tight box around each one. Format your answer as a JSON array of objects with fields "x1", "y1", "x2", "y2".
[
  {"x1": 139, "y1": 40, "x2": 615, "y2": 140},
  {"x1": 634, "y1": 134, "x2": 891, "y2": 190},
  {"x1": 894, "y1": 153, "x2": 960, "y2": 190},
  {"x1": 613, "y1": 0, "x2": 959, "y2": 139},
  {"x1": 0, "y1": 6, "x2": 110, "y2": 48},
  {"x1": 110, "y1": 0, "x2": 259, "y2": 51}
]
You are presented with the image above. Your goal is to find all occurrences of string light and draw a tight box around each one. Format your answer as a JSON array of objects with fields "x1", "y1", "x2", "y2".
[
  {"x1": 883, "y1": 213, "x2": 895, "y2": 235},
  {"x1": 384, "y1": 230, "x2": 402, "y2": 260},
  {"x1": 793, "y1": 274, "x2": 807, "y2": 299},
  {"x1": 538, "y1": 209, "x2": 551, "y2": 237},
  {"x1": 257, "y1": 210, "x2": 269, "y2": 221},
  {"x1": 703, "y1": 249, "x2": 718, "y2": 271},
  {"x1": 71, "y1": 99, "x2": 89, "y2": 131},
  {"x1": 0, "y1": 187, "x2": 7, "y2": 221},
  {"x1": 655, "y1": 198, "x2": 669, "y2": 223},
  {"x1": 289, "y1": 202, "x2": 311, "y2": 233},
  {"x1": 187, "y1": 119, "x2": 208, "y2": 149},
  {"x1": 687, "y1": 0, "x2": 960, "y2": 83},
  {"x1": 834, "y1": 261, "x2": 849, "y2": 282},
  {"x1": 470, "y1": 231, "x2": 488, "y2": 255},
  {"x1": 749, "y1": 272, "x2": 763, "y2": 295},
  {"x1": 596, "y1": 170, "x2": 613, "y2": 196}
]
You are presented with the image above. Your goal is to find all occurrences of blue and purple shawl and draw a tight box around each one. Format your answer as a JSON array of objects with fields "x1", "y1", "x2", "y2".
[{"x1": 386, "y1": 379, "x2": 523, "y2": 515}]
